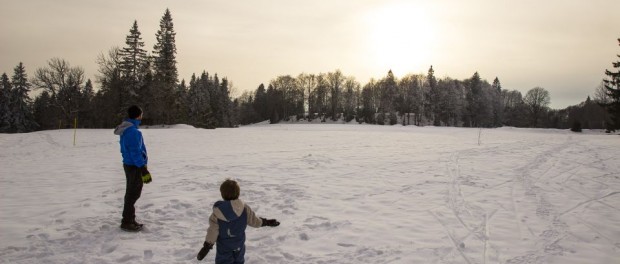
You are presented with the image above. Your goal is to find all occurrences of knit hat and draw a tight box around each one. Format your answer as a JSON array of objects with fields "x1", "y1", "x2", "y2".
[{"x1": 127, "y1": 105, "x2": 143, "y2": 119}]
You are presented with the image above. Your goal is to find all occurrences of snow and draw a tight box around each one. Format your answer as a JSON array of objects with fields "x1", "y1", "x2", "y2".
[{"x1": 0, "y1": 125, "x2": 619, "y2": 263}]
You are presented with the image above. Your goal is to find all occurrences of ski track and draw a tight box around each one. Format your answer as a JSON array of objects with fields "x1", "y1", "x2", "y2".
[{"x1": 0, "y1": 126, "x2": 619, "y2": 263}]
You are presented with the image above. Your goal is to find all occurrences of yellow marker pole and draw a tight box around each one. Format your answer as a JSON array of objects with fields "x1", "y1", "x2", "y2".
[{"x1": 73, "y1": 117, "x2": 77, "y2": 146}]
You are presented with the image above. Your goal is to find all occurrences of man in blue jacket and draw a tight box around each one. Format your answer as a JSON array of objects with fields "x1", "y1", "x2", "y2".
[{"x1": 114, "y1": 105, "x2": 152, "y2": 232}]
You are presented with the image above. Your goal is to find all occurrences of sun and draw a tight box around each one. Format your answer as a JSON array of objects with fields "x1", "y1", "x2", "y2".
[{"x1": 364, "y1": 2, "x2": 436, "y2": 75}]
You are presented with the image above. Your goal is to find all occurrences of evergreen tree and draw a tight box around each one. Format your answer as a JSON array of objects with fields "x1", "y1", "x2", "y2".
[
  {"x1": 464, "y1": 72, "x2": 482, "y2": 127},
  {"x1": 230, "y1": 98, "x2": 240, "y2": 127},
  {"x1": 11, "y1": 62, "x2": 37, "y2": 132},
  {"x1": 209, "y1": 74, "x2": 222, "y2": 126},
  {"x1": 253, "y1": 84, "x2": 268, "y2": 121},
  {"x1": 568, "y1": 96, "x2": 609, "y2": 130},
  {"x1": 491, "y1": 77, "x2": 503, "y2": 126},
  {"x1": 80, "y1": 79, "x2": 95, "y2": 128},
  {"x1": 424, "y1": 66, "x2": 441, "y2": 125},
  {"x1": 437, "y1": 78, "x2": 463, "y2": 126},
  {"x1": 0, "y1": 73, "x2": 12, "y2": 132},
  {"x1": 95, "y1": 48, "x2": 125, "y2": 127},
  {"x1": 266, "y1": 84, "x2": 282, "y2": 123},
  {"x1": 463, "y1": 72, "x2": 495, "y2": 127},
  {"x1": 139, "y1": 57, "x2": 155, "y2": 124},
  {"x1": 33, "y1": 91, "x2": 57, "y2": 130},
  {"x1": 152, "y1": 8, "x2": 178, "y2": 124},
  {"x1": 239, "y1": 91, "x2": 259, "y2": 125},
  {"x1": 187, "y1": 72, "x2": 213, "y2": 128},
  {"x1": 602, "y1": 38, "x2": 620, "y2": 131},
  {"x1": 121, "y1": 20, "x2": 147, "y2": 104},
  {"x1": 219, "y1": 78, "x2": 232, "y2": 127}
]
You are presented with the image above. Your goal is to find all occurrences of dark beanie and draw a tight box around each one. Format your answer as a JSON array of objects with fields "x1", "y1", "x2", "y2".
[{"x1": 127, "y1": 105, "x2": 143, "y2": 119}]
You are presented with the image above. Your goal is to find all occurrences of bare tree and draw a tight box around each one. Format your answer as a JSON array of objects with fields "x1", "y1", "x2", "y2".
[
  {"x1": 297, "y1": 73, "x2": 318, "y2": 118},
  {"x1": 342, "y1": 76, "x2": 360, "y2": 122},
  {"x1": 33, "y1": 58, "x2": 85, "y2": 125},
  {"x1": 593, "y1": 81, "x2": 611, "y2": 105},
  {"x1": 327, "y1": 70, "x2": 345, "y2": 120},
  {"x1": 523, "y1": 87, "x2": 550, "y2": 127},
  {"x1": 270, "y1": 75, "x2": 299, "y2": 120},
  {"x1": 399, "y1": 74, "x2": 424, "y2": 126}
]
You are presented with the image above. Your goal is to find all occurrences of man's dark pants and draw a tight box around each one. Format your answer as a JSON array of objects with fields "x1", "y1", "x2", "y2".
[{"x1": 122, "y1": 164, "x2": 143, "y2": 224}]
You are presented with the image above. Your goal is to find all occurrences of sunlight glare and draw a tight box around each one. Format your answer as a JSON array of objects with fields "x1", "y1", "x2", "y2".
[{"x1": 364, "y1": 2, "x2": 436, "y2": 75}]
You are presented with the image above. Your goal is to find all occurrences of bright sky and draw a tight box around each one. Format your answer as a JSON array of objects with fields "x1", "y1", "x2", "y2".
[{"x1": 1, "y1": 0, "x2": 618, "y2": 108}]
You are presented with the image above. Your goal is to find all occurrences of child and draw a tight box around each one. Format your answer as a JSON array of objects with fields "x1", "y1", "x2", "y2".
[{"x1": 197, "y1": 179, "x2": 280, "y2": 263}]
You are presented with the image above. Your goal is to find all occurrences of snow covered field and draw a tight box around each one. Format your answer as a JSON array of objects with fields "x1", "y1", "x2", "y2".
[{"x1": 0, "y1": 124, "x2": 618, "y2": 264}]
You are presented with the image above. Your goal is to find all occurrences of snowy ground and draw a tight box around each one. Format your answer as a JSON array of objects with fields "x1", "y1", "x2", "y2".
[{"x1": 0, "y1": 124, "x2": 619, "y2": 264}]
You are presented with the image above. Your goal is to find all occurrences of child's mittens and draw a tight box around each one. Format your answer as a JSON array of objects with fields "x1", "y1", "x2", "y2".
[
  {"x1": 260, "y1": 217, "x2": 280, "y2": 227},
  {"x1": 196, "y1": 241, "x2": 213, "y2": 261}
]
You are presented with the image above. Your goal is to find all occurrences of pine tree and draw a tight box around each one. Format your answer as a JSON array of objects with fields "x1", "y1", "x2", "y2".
[
  {"x1": 602, "y1": 38, "x2": 620, "y2": 131},
  {"x1": 11, "y1": 62, "x2": 36, "y2": 132},
  {"x1": 187, "y1": 72, "x2": 214, "y2": 128},
  {"x1": 79, "y1": 79, "x2": 95, "y2": 128},
  {"x1": 152, "y1": 8, "x2": 178, "y2": 124},
  {"x1": 0, "y1": 73, "x2": 12, "y2": 132},
  {"x1": 464, "y1": 72, "x2": 482, "y2": 127},
  {"x1": 253, "y1": 84, "x2": 268, "y2": 121},
  {"x1": 424, "y1": 66, "x2": 441, "y2": 125},
  {"x1": 209, "y1": 74, "x2": 222, "y2": 126},
  {"x1": 94, "y1": 47, "x2": 124, "y2": 126},
  {"x1": 121, "y1": 20, "x2": 147, "y2": 103},
  {"x1": 33, "y1": 91, "x2": 58, "y2": 130},
  {"x1": 219, "y1": 78, "x2": 232, "y2": 127},
  {"x1": 491, "y1": 77, "x2": 503, "y2": 127},
  {"x1": 266, "y1": 84, "x2": 283, "y2": 123}
]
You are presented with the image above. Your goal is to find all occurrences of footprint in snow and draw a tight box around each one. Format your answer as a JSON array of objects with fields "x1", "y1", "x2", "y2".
[
  {"x1": 117, "y1": 254, "x2": 140, "y2": 262},
  {"x1": 101, "y1": 243, "x2": 117, "y2": 254},
  {"x1": 144, "y1": 250, "x2": 153, "y2": 260}
]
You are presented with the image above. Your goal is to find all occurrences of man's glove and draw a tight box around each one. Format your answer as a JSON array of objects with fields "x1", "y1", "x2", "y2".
[
  {"x1": 141, "y1": 166, "x2": 152, "y2": 184},
  {"x1": 197, "y1": 241, "x2": 213, "y2": 261},
  {"x1": 260, "y1": 217, "x2": 280, "y2": 227}
]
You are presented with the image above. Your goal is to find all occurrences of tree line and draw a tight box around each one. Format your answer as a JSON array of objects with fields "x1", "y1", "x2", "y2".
[
  {"x1": 238, "y1": 65, "x2": 617, "y2": 131},
  {"x1": 1, "y1": 9, "x2": 236, "y2": 132},
  {"x1": 1, "y1": 9, "x2": 618, "y2": 133}
]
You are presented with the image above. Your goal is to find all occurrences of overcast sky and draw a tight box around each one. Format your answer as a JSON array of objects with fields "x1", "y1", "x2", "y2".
[{"x1": 1, "y1": 0, "x2": 618, "y2": 108}]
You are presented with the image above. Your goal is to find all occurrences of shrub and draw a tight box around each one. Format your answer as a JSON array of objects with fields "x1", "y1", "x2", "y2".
[
  {"x1": 571, "y1": 121, "x2": 582, "y2": 132},
  {"x1": 376, "y1": 113, "x2": 385, "y2": 125}
]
